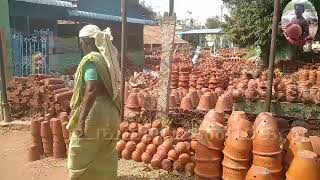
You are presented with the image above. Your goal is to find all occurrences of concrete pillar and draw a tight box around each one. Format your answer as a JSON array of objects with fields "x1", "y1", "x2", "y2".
[{"x1": 0, "y1": 0, "x2": 12, "y2": 78}]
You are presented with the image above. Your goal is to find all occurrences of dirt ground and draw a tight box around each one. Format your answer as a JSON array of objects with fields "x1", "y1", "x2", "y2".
[{"x1": 0, "y1": 128, "x2": 192, "y2": 180}]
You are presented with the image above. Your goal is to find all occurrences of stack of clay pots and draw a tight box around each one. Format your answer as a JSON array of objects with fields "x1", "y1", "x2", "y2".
[
  {"x1": 51, "y1": 118, "x2": 67, "y2": 159},
  {"x1": 245, "y1": 79, "x2": 257, "y2": 101},
  {"x1": 257, "y1": 80, "x2": 267, "y2": 99},
  {"x1": 196, "y1": 76, "x2": 207, "y2": 89},
  {"x1": 171, "y1": 69, "x2": 179, "y2": 89},
  {"x1": 251, "y1": 112, "x2": 283, "y2": 180},
  {"x1": 223, "y1": 111, "x2": 252, "y2": 179},
  {"x1": 179, "y1": 65, "x2": 191, "y2": 89},
  {"x1": 41, "y1": 120, "x2": 53, "y2": 157},
  {"x1": 125, "y1": 91, "x2": 141, "y2": 113},
  {"x1": 59, "y1": 112, "x2": 70, "y2": 152},
  {"x1": 274, "y1": 79, "x2": 286, "y2": 101},
  {"x1": 29, "y1": 118, "x2": 44, "y2": 161},
  {"x1": 117, "y1": 120, "x2": 195, "y2": 174},
  {"x1": 189, "y1": 74, "x2": 198, "y2": 89},
  {"x1": 245, "y1": 166, "x2": 273, "y2": 180},
  {"x1": 285, "y1": 80, "x2": 299, "y2": 103},
  {"x1": 195, "y1": 110, "x2": 225, "y2": 179}
]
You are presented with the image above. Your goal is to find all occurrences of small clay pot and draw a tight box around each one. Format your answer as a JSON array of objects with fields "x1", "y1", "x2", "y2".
[
  {"x1": 121, "y1": 149, "x2": 131, "y2": 160},
  {"x1": 162, "y1": 137, "x2": 174, "y2": 150},
  {"x1": 222, "y1": 155, "x2": 250, "y2": 169},
  {"x1": 285, "y1": 126, "x2": 308, "y2": 149},
  {"x1": 119, "y1": 121, "x2": 129, "y2": 134},
  {"x1": 227, "y1": 118, "x2": 253, "y2": 137},
  {"x1": 138, "y1": 126, "x2": 148, "y2": 136},
  {"x1": 286, "y1": 150, "x2": 320, "y2": 180},
  {"x1": 197, "y1": 92, "x2": 213, "y2": 111},
  {"x1": 121, "y1": 132, "x2": 131, "y2": 142},
  {"x1": 136, "y1": 142, "x2": 147, "y2": 153},
  {"x1": 144, "y1": 123, "x2": 152, "y2": 129},
  {"x1": 141, "y1": 152, "x2": 152, "y2": 164},
  {"x1": 130, "y1": 132, "x2": 141, "y2": 143},
  {"x1": 141, "y1": 134, "x2": 152, "y2": 144},
  {"x1": 149, "y1": 128, "x2": 159, "y2": 138},
  {"x1": 28, "y1": 145, "x2": 41, "y2": 161},
  {"x1": 151, "y1": 157, "x2": 162, "y2": 169},
  {"x1": 223, "y1": 131, "x2": 252, "y2": 161},
  {"x1": 129, "y1": 122, "x2": 139, "y2": 133},
  {"x1": 215, "y1": 94, "x2": 233, "y2": 113},
  {"x1": 125, "y1": 93, "x2": 141, "y2": 110},
  {"x1": 152, "y1": 136, "x2": 164, "y2": 146},
  {"x1": 180, "y1": 96, "x2": 194, "y2": 111},
  {"x1": 179, "y1": 153, "x2": 190, "y2": 165},
  {"x1": 222, "y1": 166, "x2": 248, "y2": 180},
  {"x1": 228, "y1": 111, "x2": 248, "y2": 127},
  {"x1": 309, "y1": 136, "x2": 320, "y2": 157},
  {"x1": 245, "y1": 166, "x2": 272, "y2": 180},
  {"x1": 195, "y1": 142, "x2": 223, "y2": 161},
  {"x1": 175, "y1": 142, "x2": 187, "y2": 154},
  {"x1": 160, "y1": 128, "x2": 172, "y2": 138},
  {"x1": 168, "y1": 149, "x2": 179, "y2": 161},
  {"x1": 116, "y1": 140, "x2": 126, "y2": 153},
  {"x1": 125, "y1": 141, "x2": 136, "y2": 152},
  {"x1": 253, "y1": 112, "x2": 276, "y2": 131},
  {"x1": 132, "y1": 151, "x2": 142, "y2": 162},
  {"x1": 146, "y1": 144, "x2": 157, "y2": 155},
  {"x1": 185, "y1": 162, "x2": 195, "y2": 175},
  {"x1": 152, "y1": 120, "x2": 162, "y2": 129},
  {"x1": 161, "y1": 159, "x2": 173, "y2": 171},
  {"x1": 203, "y1": 109, "x2": 225, "y2": 125},
  {"x1": 253, "y1": 154, "x2": 282, "y2": 171},
  {"x1": 252, "y1": 128, "x2": 281, "y2": 156},
  {"x1": 288, "y1": 137, "x2": 314, "y2": 161},
  {"x1": 173, "y1": 160, "x2": 184, "y2": 172}
]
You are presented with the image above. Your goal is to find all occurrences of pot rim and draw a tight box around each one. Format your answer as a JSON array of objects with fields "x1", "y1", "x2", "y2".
[{"x1": 223, "y1": 150, "x2": 251, "y2": 162}]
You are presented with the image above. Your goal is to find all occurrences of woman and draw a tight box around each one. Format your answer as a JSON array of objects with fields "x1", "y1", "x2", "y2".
[{"x1": 67, "y1": 25, "x2": 121, "y2": 180}]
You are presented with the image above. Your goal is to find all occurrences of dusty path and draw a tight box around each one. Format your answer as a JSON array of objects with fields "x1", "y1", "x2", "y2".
[{"x1": 0, "y1": 129, "x2": 191, "y2": 180}]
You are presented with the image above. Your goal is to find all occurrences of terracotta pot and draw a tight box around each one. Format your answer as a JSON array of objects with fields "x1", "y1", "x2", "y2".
[
  {"x1": 189, "y1": 89, "x2": 200, "y2": 108},
  {"x1": 175, "y1": 142, "x2": 187, "y2": 154},
  {"x1": 194, "y1": 157, "x2": 221, "y2": 178},
  {"x1": 146, "y1": 144, "x2": 157, "y2": 155},
  {"x1": 252, "y1": 154, "x2": 282, "y2": 171},
  {"x1": 125, "y1": 93, "x2": 141, "y2": 111},
  {"x1": 149, "y1": 128, "x2": 159, "y2": 138},
  {"x1": 138, "y1": 126, "x2": 148, "y2": 137},
  {"x1": 227, "y1": 118, "x2": 253, "y2": 138},
  {"x1": 41, "y1": 121, "x2": 53, "y2": 138},
  {"x1": 28, "y1": 145, "x2": 41, "y2": 161},
  {"x1": 180, "y1": 96, "x2": 194, "y2": 111},
  {"x1": 179, "y1": 153, "x2": 190, "y2": 165},
  {"x1": 141, "y1": 152, "x2": 152, "y2": 164},
  {"x1": 185, "y1": 162, "x2": 195, "y2": 175},
  {"x1": 130, "y1": 132, "x2": 141, "y2": 143},
  {"x1": 228, "y1": 111, "x2": 248, "y2": 126},
  {"x1": 288, "y1": 137, "x2": 314, "y2": 161},
  {"x1": 286, "y1": 126, "x2": 308, "y2": 149},
  {"x1": 252, "y1": 128, "x2": 281, "y2": 156},
  {"x1": 309, "y1": 136, "x2": 320, "y2": 157},
  {"x1": 116, "y1": 140, "x2": 126, "y2": 153},
  {"x1": 160, "y1": 128, "x2": 172, "y2": 138},
  {"x1": 286, "y1": 150, "x2": 320, "y2": 180},
  {"x1": 270, "y1": 169, "x2": 283, "y2": 180},
  {"x1": 255, "y1": 118, "x2": 279, "y2": 132},
  {"x1": 121, "y1": 149, "x2": 131, "y2": 160},
  {"x1": 152, "y1": 120, "x2": 162, "y2": 129},
  {"x1": 131, "y1": 151, "x2": 142, "y2": 162},
  {"x1": 157, "y1": 149, "x2": 168, "y2": 160},
  {"x1": 245, "y1": 166, "x2": 272, "y2": 180},
  {"x1": 198, "y1": 121, "x2": 225, "y2": 150},
  {"x1": 151, "y1": 157, "x2": 161, "y2": 169},
  {"x1": 203, "y1": 109, "x2": 225, "y2": 125},
  {"x1": 173, "y1": 160, "x2": 184, "y2": 172},
  {"x1": 195, "y1": 141, "x2": 223, "y2": 161},
  {"x1": 136, "y1": 142, "x2": 147, "y2": 153},
  {"x1": 141, "y1": 134, "x2": 152, "y2": 144},
  {"x1": 152, "y1": 136, "x2": 164, "y2": 146},
  {"x1": 121, "y1": 132, "x2": 131, "y2": 142},
  {"x1": 232, "y1": 88, "x2": 244, "y2": 101},
  {"x1": 197, "y1": 92, "x2": 213, "y2": 111},
  {"x1": 172, "y1": 89, "x2": 181, "y2": 105},
  {"x1": 169, "y1": 94, "x2": 177, "y2": 109},
  {"x1": 253, "y1": 112, "x2": 275, "y2": 131},
  {"x1": 168, "y1": 149, "x2": 179, "y2": 161},
  {"x1": 31, "y1": 120, "x2": 41, "y2": 137},
  {"x1": 161, "y1": 159, "x2": 173, "y2": 171},
  {"x1": 119, "y1": 121, "x2": 129, "y2": 134},
  {"x1": 223, "y1": 131, "x2": 252, "y2": 161},
  {"x1": 125, "y1": 141, "x2": 136, "y2": 152},
  {"x1": 222, "y1": 155, "x2": 250, "y2": 169},
  {"x1": 215, "y1": 94, "x2": 233, "y2": 113},
  {"x1": 144, "y1": 123, "x2": 152, "y2": 129},
  {"x1": 222, "y1": 165, "x2": 248, "y2": 180},
  {"x1": 129, "y1": 122, "x2": 139, "y2": 133}
]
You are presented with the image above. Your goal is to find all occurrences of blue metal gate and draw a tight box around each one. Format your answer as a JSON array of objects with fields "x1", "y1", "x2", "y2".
[{"x1": 11, "y1": 29, "x2": 49, "y2": 76}]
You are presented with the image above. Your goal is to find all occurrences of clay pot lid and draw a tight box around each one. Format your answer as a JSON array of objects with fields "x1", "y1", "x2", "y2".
[
  {"x1": 288, "y1": 126, "x2": 308, "y2": 140},
  {"x1": 245, "y1": 166, "x2": 272, "y2": 180}
]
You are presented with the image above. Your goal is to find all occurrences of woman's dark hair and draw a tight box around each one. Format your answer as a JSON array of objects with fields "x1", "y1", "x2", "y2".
[{"x1": 80, "y1": 37, "x2": 99, "y2": 52}]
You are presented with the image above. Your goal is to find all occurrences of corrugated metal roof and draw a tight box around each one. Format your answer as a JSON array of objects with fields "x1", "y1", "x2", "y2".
[
  {"x1": 180, "y1": 28, "x2": 224, "y2": 35},
  {"x1": 16, "y1": 0, "x2": 74, "y2": 8},
  {"x1": 68, "y1": 10, "x2": 157, "y2": 25}
]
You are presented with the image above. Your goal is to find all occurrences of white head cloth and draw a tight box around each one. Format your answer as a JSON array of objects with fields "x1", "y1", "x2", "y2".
[{"x1": 79, "y1": 25, "x2": 121, "y2": 99}]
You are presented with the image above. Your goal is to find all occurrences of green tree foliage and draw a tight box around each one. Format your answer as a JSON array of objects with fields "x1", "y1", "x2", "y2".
[
  {"x1": 223, "y1": 0, "x2": 320, "y2": 64},
  {"x1": 206, "y1": 16, "x2": 223, "y2": 29}
]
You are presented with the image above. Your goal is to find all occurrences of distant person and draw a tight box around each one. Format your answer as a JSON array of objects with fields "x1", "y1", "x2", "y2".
[
  {"x1": 67, "y1": 25, "x2": 121, "y2": 180},
  {"x1": 291, "y1": 3, "x2": 309, "y2": 38},
  {"x1": 192, "y1": 46, "x2": 201, "y2": 67}
]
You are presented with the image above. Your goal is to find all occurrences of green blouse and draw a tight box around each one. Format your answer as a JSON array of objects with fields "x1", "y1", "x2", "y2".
[{"x1": 84, "y1": 62, "x2": 100, "y2": 81}]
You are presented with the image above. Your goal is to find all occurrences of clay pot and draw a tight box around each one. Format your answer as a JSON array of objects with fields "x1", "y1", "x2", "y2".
[
  {"x1": 223, "y1": 165, "x2": 248, "y2": 180},
  {"x1": 149, "y1": 128, "x2": 159, "y2": 138},
  {"x1": 195, "y1": 141, "x2": 223, "y2": 161},
  {"x1": 125, "y1": 141, "x2": 136, "y2": 152},
  {"x1": 28, "y1": 145, "x2": 41, "y2": 161},
  {"x1": 288, "y1": 137, "x2": 314, "y2": 161},
  {"x1": 116, "y1": 140, "x2": 126, "y2": 153},
  {"x1": 175, "y1": 142, "x2": 187, "y2": 154},
  {"x1": 310, "y1": 136, "x2": 320, "y2": 156},
  {"x1": 41, "y1": 121, "x2": 53, "y2": 138},
  {"x1": 152, "y1": 120, "x2": 162, "y2": 129},
  {"x1": 245, "y1": 166, "x2": 272, "y2": 180},
  {"x1": 161, "y1": 159, "x2": 173, "y2": 171},
  {"x1": 180, "y1": 96, "x2": 194, "y2": 110},
  {"x1": 151, "y1": 157, "x2": 162, "y2": 169},
  {"x1": 162, "y1": 137, "x2": 174, "y2": 149},
  {"x1": 132, "y1": 151, "x2": 142, "y2": 162},
  {"x1": 189, "y1": 89, "x2": 200, "y2": 108},
  {"x1": 227, "y1": 118, "x2": 253, "y2": 137},
  {"x1": 215, "y1": 93, "x2": 233, "y2": 113},
  {"x1": 31, "y1": 120, "x2": 41, "y2": 137},
  {"x1": 146, "y1": 144, "x2": 157, "y2": 155},
  {"x1": 252, "y1": 154, "x2": 282, "y2": 171},
  {"x1": 141, "y1": 134, "x2": 152, "y2": 144},
  {"x1": 185, "y1": 162, "x2": 195, "y2": 175},
  {"x1": 198, "y1": 121, "x2": 225, "y2": 150},
  {"x1": 141, "y1": 152, "x2": 152, "y2": 164},
  {"x1": 168, "y1": 149, "x2": 179, "y2": 161},
  {"x1": 191, "y1": 139, "x2": 197, "y2": 151},
  {"x1": 128, "y1": 122, "x2": 139, "y2": 133},
  {"x1": 156, "y1": 149, "x2": 168, "y2": 160},
  {"x1": 144, "y1": 123, "x2": 152, "y2": 129},
  {"x1": 125, "y1": 93, "x2": 141, "y2": 111},
  {"x1": 286, "y1": 150, "x2": 320, "y2": 180},
  {"x1": 130, "y1": 132, "x2": 141, "y2": 143},
  {"x1": 194, "y1": 157, "x2": 221, "y2": 178},
  {"x1": 173, "y1": 160, "x2": 184, "y2": 172},
  {"x1": 286, "y1": 126, "x2": 308, "y2": 148},
  {"x1": 223, "y1": 131, "x2": 252, "y2": 161},
  {"x1": 222, "y1": 155, "x2": 250, "y2": 169},
  {"x1": 152, "y1": 136, "x2": 164, "y2": 146},
  {"x1": 196, "y1": 92, "x2": 213, "y2": 111},
  {"x1": 121, "y1": 132, "x2": 131, "y2": 142},
  {"x1": 121, "y1": 149, "x2": 131, "y2": 160},
  {"x1": 169, "y1": 94, "x2": 177, "y2": 109},
  {"x1": 253, "y1": 112, "x2": 276, "y2": 131},
  {"x1": 179, "y1": 153, "x2": 190, "y2": 165},
  {"x1": 232, "y1": 88, "x2": 244, "y2": 101},
  {"x1": 203, "y1": 109, "x2": 225, "y2": 125},
  {"x1": 160, "y1": 128, "x2": 172, "y2": 138},
  {"x1": 252, "y1": 128, "x2": 281, "y2": 156},
  {"x1": 228, "y1": 111, "x2": 248, "y2": 126},
  {"x1": 136, "y1": 142, "x2": 147, "y2": 153},
  {"x1": 138, "y1": 126, "x2": 148, "y2": 137}
]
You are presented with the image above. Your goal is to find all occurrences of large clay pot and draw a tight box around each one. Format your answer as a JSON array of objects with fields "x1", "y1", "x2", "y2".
[
  {"x1": 245, "y1": 166, "x2": 272, "y2": 180},
  {"x1": 252, "y1": 154, "x2": 282, "y2": 171},
  {"x1": 198, "y1": 121, "x2": 225, "y2": 150},
  {"x1": 203, "y1": 109, "x2": 225, "y2": 125},
  {"x1": 215, "y1": 94, "x2": 233, "y2": 113},
  {"x1": 309, "y1": 136, "x2": 320, "y2": 157},
  {"x1": 194, "y1": 157, "x2": 221, "y2": 179},
  {"x1": 253, "y1": 112, "x2": 277, "y2": 131},
  {"x1": 287, "y1": 137, "x2": 314, "y2": 162},
  {"x1": 224, "y1": 131, "x2": 252, "y2": 161},
  {"x1": 195, "y1": 141, "x2": 223, "y2": 161},
  {"x1": 287, "y1": 126, "x2": 308, "y2": 146},
  {"x1": 227, "y1": 118, "x2": 253, "y2": 137},
  {"x1": 252, "y1": 128, "x2": 281, "y2": 156},
  {"x1": 286, "y1": 150, "x2": 320, "y2": 180},
  {"x1": 228, "y1": 111, "x2": 248, "y2": 125},
  {"x1": 180, "y1": 96, "x2": 193, "y2": 111},
  {"x1": 222, "y1": 156, "x2": 249, "y2": 180}
]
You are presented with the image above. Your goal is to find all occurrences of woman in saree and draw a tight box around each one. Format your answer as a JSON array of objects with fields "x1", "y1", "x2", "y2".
[{"x1": 66, "y1": 24, "x2": 121, "y2": 180}]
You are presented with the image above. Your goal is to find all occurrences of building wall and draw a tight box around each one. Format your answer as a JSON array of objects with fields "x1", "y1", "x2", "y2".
[{"x1": 0, "y1": 0, "x2": 12, "y2": 77}]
